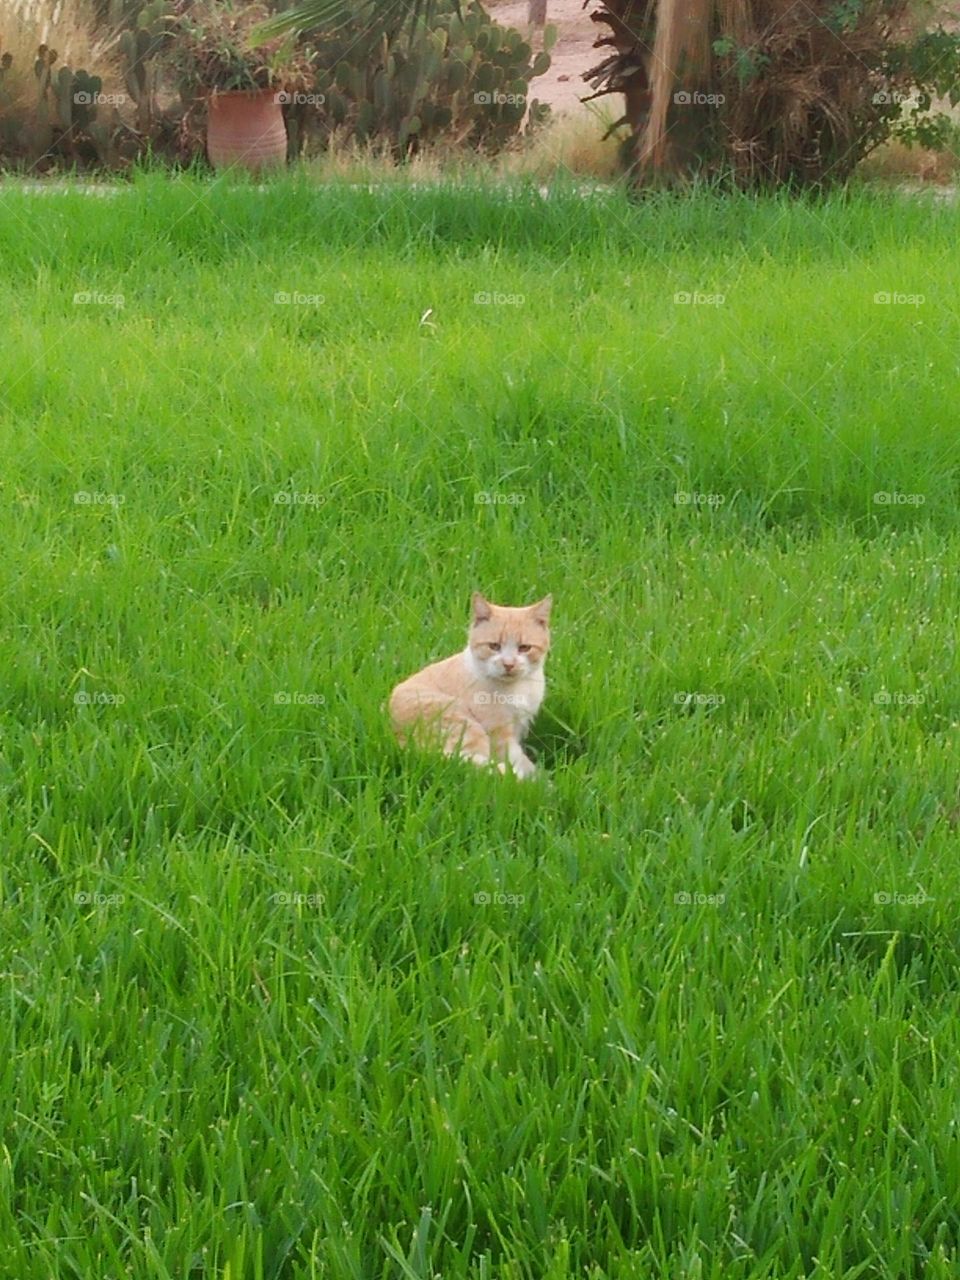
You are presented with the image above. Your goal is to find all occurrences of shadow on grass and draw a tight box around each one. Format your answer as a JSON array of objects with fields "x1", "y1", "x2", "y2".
[
  {"x1": 525, "y1": 701, "x2": 589, "y2": 772},
  {"x1": 373, "y1": 702, "x2": 587, "y2": 815}
]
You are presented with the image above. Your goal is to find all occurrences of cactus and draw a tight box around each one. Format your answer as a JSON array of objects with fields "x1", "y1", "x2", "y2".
[
  {"x1": 34, "y1": 44, "x2": 56, "y2": 101},
  {"x1": 119, "y1": 0, "x2": 171, "y2": 131},
  {"x1": 120, "y1": 31, "x2": 143, "y2": 111},
  {"x1": 71, "y1": 70, "x2": 103, "y2": 130},
  {"x1": 7, "y1": 9, "x2": 164, "y2": 171},
  {"x1": 55, "y1": 66, "x2": 85, "y2": 131},
  {"x1": 0, "y1": 45, "x2": 16, "y2": 155},
  {"x1": 355, "y1": 99, "x2": 376, "y2": 139},
  {"x1": 0, "y1": 0, "x2": 550, "y2": 167},
  {"x1": 23, "y1": 42, "x2": 117, "y2": 166},
  {"x1": 532, "y1": 50, "x2": 551, "y2": 77},
  {"x1": 87, "y1": 119, "x2": 114, "y2": 165},
  {"x1": 445, "y1": 62, "x2": 468, "y2": 92},
  {"x1": 347, "y1": 64, "x2": 364, "y2": 100},
  {"x1": 373, "y1": 68, "x2": 391, "y2": 113}
]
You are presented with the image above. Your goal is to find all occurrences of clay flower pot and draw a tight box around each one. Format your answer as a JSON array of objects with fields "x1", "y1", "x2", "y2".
[{"x1": 206, "y1": 88, "x2": 287, "y2": 174}]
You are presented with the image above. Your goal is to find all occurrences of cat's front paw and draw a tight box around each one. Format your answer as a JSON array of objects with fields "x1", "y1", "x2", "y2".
[
  {"x1": 511, "y1": 754, "x2": 537, "y2": 781},
  {"x1": 466, "y1": 752, "x2": 508, "y2": 776}
]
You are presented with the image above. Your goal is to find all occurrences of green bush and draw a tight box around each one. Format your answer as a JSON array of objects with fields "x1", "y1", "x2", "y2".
[
  {"x1": 587, "y1": 0, "x2": 960, "y2": 189},
  {"x1": 1, "y1": 0, "x2": 550, "y2": 171},
  {"x1": 299, "y1": 1, "x2": 551, "y2": 156}
]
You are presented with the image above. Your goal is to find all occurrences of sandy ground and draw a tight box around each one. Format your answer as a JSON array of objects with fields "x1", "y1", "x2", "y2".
[
  {"x1": 486, "y1": 1, "x2": 960, "y2": 119},
  {"x1": 485, "y1": 0, "x2": 600, "y2": 115}
]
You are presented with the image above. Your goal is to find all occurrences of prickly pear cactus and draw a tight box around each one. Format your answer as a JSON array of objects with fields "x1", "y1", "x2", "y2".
[
  {"x1": 71, "y1": 70, "x2": 103, "y2": 130},
  {"x1": 0, "y1": 43, "x2": 16, "y2": 155},
  {"x1": 119, "y1": 0, "x2": 172, "y2": 129},
  {"x1": 306, "y1": 0, "x2": 551, "y2": 156},
  {"x1": 21, "y1": 41, "x2": 117, "y2": 167}
]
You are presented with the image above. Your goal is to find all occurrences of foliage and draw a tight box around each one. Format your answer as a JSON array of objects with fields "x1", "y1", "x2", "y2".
[
  {"x1": 160, "y1": 0, "x2": 315, "y2": 94},
  {"x1": 587, "y1": 0, "x2": 960, "y2": 188},
  {"x1": 0, "y1": 0, "x2": 531, "y2": 168},
  {"x1": 0, "y1": 0, "x2": 124, "y2": 169},
  {"x1": 293, "y1": 1, "x2": 550, "y2": 157},
  {"x1": 255, "y1": 0, "x2": 462, "y2": 42}
]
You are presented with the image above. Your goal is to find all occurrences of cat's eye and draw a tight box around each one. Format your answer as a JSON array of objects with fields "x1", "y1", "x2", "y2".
[
  {"x1": 518, "y1": 644, "x2": 531, "y2": 653},
  {"x1": 488, "y1": 642, "x2": 501, "y2": 652}
]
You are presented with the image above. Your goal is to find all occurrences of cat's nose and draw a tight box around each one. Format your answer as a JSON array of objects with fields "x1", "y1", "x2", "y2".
[{"x1": 502, "y1": 660, "x2": 516, "y2": 673}]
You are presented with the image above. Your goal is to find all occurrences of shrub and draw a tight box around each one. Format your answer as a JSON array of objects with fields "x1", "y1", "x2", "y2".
[
  {"x1": 0, "y1": 0, "x2": 123, "y2": 168},
  {"x1": 286, "y1": 0, "x2": 552, "y2": 158},
  {"x1": 586, "y1": 0, "x2": 960, "y2": 188},
  {"x1": 160, "y1": 0, "x2": 315, "y2": 94},
  {"x1": 0, "y1": 0, "x2": 551, "y2": 171}
]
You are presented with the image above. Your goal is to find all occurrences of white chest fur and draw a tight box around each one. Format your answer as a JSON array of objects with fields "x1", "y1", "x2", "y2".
[{"x1": 462, "y1": 651, "x2": 545, "y2": 734}]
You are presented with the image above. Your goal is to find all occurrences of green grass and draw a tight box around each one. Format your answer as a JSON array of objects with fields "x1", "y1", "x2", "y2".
[{"x1": 2, "y1": 172, "x2": 960, "y2": 1279}]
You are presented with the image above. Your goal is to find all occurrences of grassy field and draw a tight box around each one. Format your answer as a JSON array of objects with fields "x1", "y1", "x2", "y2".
[{"x1": 2, "y1": 174, "x2": 960, "y2": 1279}]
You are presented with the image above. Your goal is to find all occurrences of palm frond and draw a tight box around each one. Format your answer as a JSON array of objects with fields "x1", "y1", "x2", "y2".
[{"x1": 253, "y1": 0, "x2": 460, "y2": 41}]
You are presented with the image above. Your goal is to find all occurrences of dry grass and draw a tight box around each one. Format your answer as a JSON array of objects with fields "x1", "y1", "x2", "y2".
[
  {"x1": 857, "y1": 81, "x2": 960, "y2": 184},
  {"x1": 498, "y1": 106, "x2": 624, "y2": 178},
  {"x1": 0, "y1": 0, "x2": 122, "y2": 112},
  {"x1": 299, "y1": 131, "x2": 448, "y2": 183},
  {"x1": 299, "y1": 108, "x2": 624, "y2": 183},
  {"x1": 858, "y1": 136, "x2": 960, "y2": 182}
]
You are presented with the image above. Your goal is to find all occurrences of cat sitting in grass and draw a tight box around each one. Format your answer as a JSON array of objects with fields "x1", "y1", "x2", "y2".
[{"x1": 389, "y1": 592, "x2": 552, "y2": 779}]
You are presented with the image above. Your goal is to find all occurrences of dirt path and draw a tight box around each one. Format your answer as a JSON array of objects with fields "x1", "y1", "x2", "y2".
[
  {"x1": 485, "y1": 0, "x2": 600, "y2": 115},
  {"x1": 486, "y1": 1, "x2": 960, "y2": 119}
]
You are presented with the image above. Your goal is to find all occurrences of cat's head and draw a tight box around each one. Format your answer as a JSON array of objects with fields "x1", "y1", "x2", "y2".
[{"x1": 467, "y1": 592, "x2": 552, "y2": 681}]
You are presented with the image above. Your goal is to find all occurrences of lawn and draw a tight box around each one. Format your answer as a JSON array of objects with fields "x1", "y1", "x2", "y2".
[{"x1": 1, "y1": 173, "x2": 960, "y2": 1279}]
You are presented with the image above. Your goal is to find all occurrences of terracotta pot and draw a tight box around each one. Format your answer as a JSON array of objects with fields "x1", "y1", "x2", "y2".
[{"x1": 206, "y1": 88, "x2": 287, "y2": 174}]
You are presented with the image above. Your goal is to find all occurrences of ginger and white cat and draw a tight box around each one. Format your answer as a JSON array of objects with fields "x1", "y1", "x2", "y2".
[{"x1": 389, "y1": 592, "x2": 552, "y2": 779}]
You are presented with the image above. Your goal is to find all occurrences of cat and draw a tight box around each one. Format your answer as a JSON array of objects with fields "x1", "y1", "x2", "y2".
[{"x1": 389, "y1": 592, "x2": 552, "y2": 779}]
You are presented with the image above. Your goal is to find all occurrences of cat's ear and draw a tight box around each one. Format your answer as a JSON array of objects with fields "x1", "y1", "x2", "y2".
[
  {"x1": 471, "y1": 592, "x2": 493, "y2": 624},
  {"x1": 530, "y1": 594, "x2": 552, "y2": 625}
]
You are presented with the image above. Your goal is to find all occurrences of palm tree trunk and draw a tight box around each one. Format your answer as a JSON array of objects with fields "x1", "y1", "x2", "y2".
[{"x1": 639, "y1": 0, "x2": 713, "y2": 171}]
